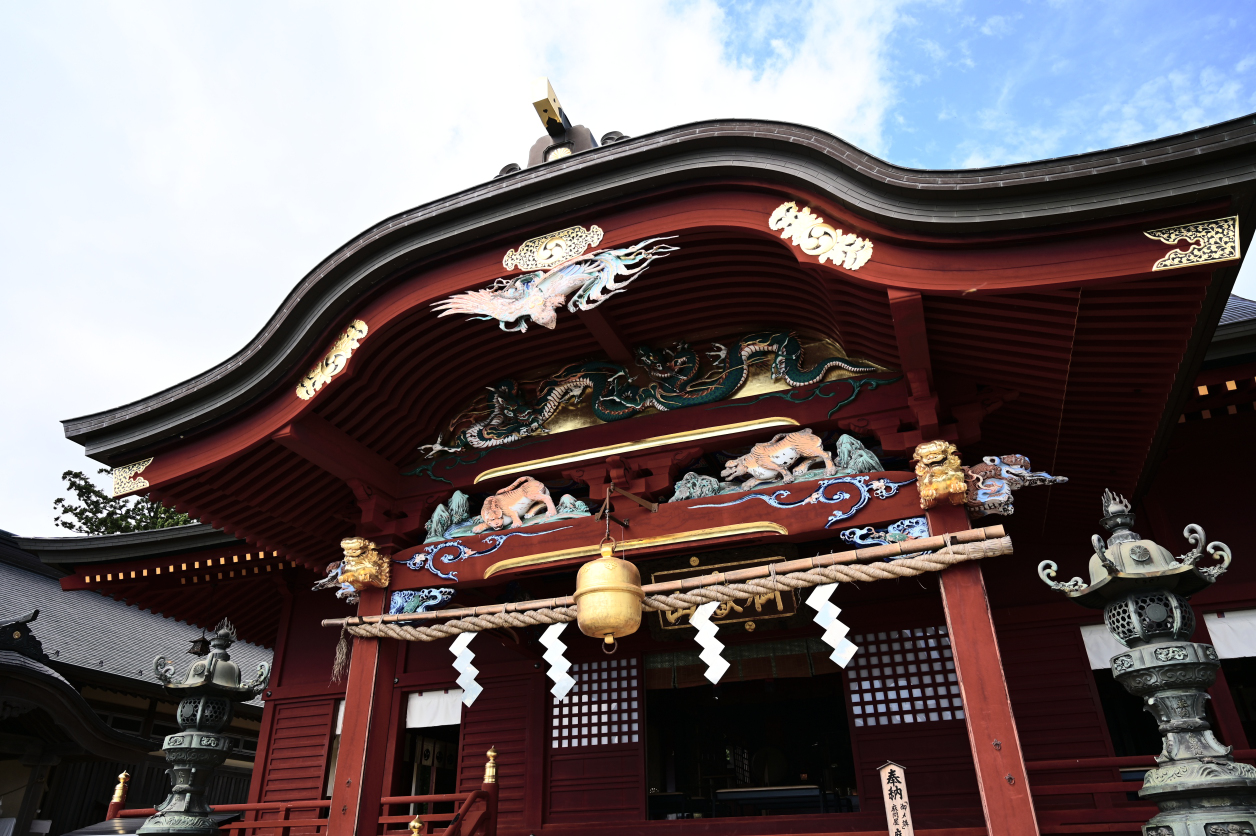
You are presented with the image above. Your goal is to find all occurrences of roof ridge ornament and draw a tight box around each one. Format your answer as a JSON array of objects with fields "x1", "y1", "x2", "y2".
[
  {"x1": 1144, "y1": 215, "x2": 1240, "y2": 271},
  {"x1": 769, "y1": 201, "x2": 874, "y2": 271}
]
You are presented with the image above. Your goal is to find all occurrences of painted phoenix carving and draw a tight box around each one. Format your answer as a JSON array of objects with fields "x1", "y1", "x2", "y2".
[{"x1": 433, "y1": 236, "x2": 678, "y2": 332}]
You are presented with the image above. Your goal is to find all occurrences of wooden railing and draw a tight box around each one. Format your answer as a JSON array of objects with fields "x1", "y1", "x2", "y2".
[
  {"x1": 117, "y1": 748, "x2": 500, "y2": 836},
  {"x1": 1023, "y1": 750, "x2": 1256, "y2": 834},
  {"x1": 118, "y1": 801, "x2": 332, "y2": 836},
  {"x1": 378, "y1": 786, "x2": 497, "y2": 836}
]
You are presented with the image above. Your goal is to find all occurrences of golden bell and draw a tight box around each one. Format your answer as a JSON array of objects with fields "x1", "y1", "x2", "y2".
[{"x1": 573, "y1": 546, "x2": 644, "y2": 644}]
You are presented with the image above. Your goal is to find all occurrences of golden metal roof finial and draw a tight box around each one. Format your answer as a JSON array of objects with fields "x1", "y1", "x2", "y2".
[
  {"x1": 484, "y1": 745, "x2": 498, "y2": 784},
  {"x1": 408, "y1": 816, "x2": 423, "y2": 836},
  {"x1": 111, "y1": 770, "x2": 130, "y2": 803},
  {"x1": 532, "y1": 78, "x2": 571, "y2": 138}
]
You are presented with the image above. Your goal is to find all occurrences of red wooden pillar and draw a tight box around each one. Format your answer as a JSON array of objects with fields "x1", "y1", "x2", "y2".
[
  {"x1": 929, "y1": 503, "x2": 1040, "y2": 836},
  {"x1": 328, "y1": 587, "x2": 399, "y2": 836}
]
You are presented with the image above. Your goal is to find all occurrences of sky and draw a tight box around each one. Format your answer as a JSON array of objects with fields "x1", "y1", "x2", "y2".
[{"x1": 2, "y1": 0, "x2": 1255, "y2": 537}]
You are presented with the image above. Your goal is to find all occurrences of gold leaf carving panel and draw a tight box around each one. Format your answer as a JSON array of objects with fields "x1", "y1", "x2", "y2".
[
  {"x1": 296, "y1": 319, "x2": 369, "y2": 401},
  {"x1": 112, "y1": 458, "x2": 154, "y2": 497},
  {"x1": 502, "y1": 224, "x2": 604, "y2": 271},
  {"x1": 769, "y1": 201, "x2": 873, "y2": 271},
  {"x1": 1145, "y1": 216, "x2": 1240, "y2": 271}
]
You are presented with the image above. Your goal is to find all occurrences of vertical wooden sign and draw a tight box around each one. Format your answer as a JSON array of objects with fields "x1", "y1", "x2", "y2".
[{"x1": 878, "y1": 761, "x2": 915, "y2": 836}]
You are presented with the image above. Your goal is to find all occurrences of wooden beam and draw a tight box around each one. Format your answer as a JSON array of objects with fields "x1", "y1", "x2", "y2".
[
  {"x1": 577, "y1": 308, "x2": 635, "y2": 366},
  {"x1": 888, "y1": 288, "x2": 941, "y2": 439},
  {"x1": 273, "y1": 413, "x2": 404, "y2": 497},
  {"x1": 929, "y1": 502, "x2": 1040, "y2": 836}
]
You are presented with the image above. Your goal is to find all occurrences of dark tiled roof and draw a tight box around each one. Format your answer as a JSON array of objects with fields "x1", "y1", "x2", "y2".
[
  {"x1": 0, "y1": 550, "x2": 271, "y2": 694},
  {"x1": 0, "y1": 648, "x2": 70, "y2": 685},
  {"x1": 1220, "y1": 295, "x2": 1256, "y2": 326}
]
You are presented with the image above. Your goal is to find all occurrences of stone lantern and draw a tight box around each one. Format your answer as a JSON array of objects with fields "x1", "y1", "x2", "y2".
[
  {"x1": 1038, "y1": 490, "x2": 1251, "y2": 836},
  {"x1": 140, "y1": 619, "x2": 270, "y2": 835}
]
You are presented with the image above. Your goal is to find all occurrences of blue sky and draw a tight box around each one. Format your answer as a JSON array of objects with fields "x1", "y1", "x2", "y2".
[{"x1": 2, "y1": 0, "x2": 1254, "y2": 536}]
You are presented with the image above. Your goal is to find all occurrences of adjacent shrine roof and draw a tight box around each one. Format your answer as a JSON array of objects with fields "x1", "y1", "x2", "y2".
[{"x1": 2, "y1": 529, "x2": 273, "y2": 684}]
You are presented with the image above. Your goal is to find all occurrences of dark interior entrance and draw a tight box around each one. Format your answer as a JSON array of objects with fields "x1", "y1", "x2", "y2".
[
  {"x1": 645, "y1": 673, "x2": 857, "y2": 819},
  {"x1": 401, "y1": 724, "x2": 460, "y2": 815}
]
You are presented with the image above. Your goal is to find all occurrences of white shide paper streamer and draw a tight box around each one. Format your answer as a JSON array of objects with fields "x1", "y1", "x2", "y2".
[
  {"x1": 450, "y1": 631, "x2": 483, "y2": 706},
  {"x1": 540, "y1": 622, "x2": 577, "y2": 700},
  {"x1": 806, "y1": 583, "x2": 859, "y2": 667},
  {"x1": 691, "y1": 601, "x2": 729, "y2": 683}
]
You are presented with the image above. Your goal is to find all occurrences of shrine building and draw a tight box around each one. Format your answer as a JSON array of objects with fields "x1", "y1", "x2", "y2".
[{"x1": 53, "y1": 85, "x2": 1256, "y2": 836}]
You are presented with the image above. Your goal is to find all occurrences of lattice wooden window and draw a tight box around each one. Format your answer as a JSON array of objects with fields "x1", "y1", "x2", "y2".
[
  {"x1": 848, "y1": 626, "x2": 964, "y2": 727},
  {"x1": 550, "y1": 657, "x2": 641, "y2": 748}
]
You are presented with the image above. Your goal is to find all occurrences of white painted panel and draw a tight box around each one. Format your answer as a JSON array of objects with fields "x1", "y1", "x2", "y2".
[
  {"x1": 1080, "y1": 623, "x2": 1128, "y2": 669},
  {"x1": 406, "y1": 689, "x2": 464, "y2": 728},
  {"x1": 1204, "y1": 610, "x2": 1256, "y2": 659}
]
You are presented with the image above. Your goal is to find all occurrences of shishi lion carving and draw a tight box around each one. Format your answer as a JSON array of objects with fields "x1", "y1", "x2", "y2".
[
  {"x1": 339, "y1": 537, "x2": 390, "y2": 591},
  {"x1": 311, "y1": 538, "x2": 391, "y2": 605},
  {"x1": 912, "y1": 440, "x2": 967, "y2": 510}
]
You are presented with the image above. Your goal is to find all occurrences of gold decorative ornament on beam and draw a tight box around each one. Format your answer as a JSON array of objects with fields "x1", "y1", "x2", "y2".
[
  {"x1": 502, "y1": 224, "x2": 605, "y2": 271},
  {"x1": 912, "y1": 440, "x2": 966, "y2": 510},
  {"x1": 482, "y1": 521, "x2": 789, "y2": 578},
  {"x1": 769, "y1": 201, "x2": 874, "y2": 271},
  {"x1": 296, "y1": 319, "x2": 369, "y2": 400},
  {"x1": 337, "y1": 537, "x2": 390, "y2": 594},
  {"x1": 473, "y1": 417, "x2": 800, "y2": 484},
  {"x1": 111, "y1": 458, "x2": 154, "y2": 498},
  {"x1": 1145, "y1": 216, "x2": 1240, "y2": 271}
]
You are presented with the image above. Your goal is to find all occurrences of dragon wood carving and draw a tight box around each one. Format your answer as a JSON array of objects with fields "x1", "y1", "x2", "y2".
[{"x1": 415, "y1": 331, "x2": 881, "y2": 459}]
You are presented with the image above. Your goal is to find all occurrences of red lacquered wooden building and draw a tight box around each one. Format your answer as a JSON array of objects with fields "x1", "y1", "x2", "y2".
[{"x1": 55, "y1": 96, "x2": 1256, "y2": 836}]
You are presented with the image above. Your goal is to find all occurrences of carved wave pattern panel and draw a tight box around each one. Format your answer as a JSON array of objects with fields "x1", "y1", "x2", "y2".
[
  {"x1": 847, "y1": 626, "x2": 962, "y2": 727},
  {"x1": 550, "y1": 657, "x2": 641, "y2": 748}
]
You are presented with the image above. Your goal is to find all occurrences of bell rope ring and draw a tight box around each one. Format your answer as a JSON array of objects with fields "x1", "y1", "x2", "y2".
[{"x1": 574, "y1": 545, "x2": 644, "y2": 647}]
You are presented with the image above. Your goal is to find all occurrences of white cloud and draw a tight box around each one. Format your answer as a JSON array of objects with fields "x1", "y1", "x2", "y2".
[
  {"x1": 920, "y1": 38, "x2": 947, "y2": 61},
  {"x1": 980, "y1": 15, "x2": 1015, "y2": 36},
  {"x1": 1095, "y1": 66, "x2": 1247, "y2": 147},
  {"x1": 0, "y1": 0, "x2": 906, "y2": 536}
]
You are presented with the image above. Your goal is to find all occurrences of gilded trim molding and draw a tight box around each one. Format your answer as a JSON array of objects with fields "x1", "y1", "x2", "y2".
[
  {"x1": 112, "y1": 458, "x2": 154, "y2": 497},
  {"x1": 769, "y1": 201, "x2": 873, "y2": 270},
  {"x1": 482, "y1": 522, "x2": 789, "y2": 578},
  {"x1": 296, "y1": 320, "x2": 368, "y2": 401},
  {"x1": 502, "y1": 224, "x2": 604, "y2": 271},
  {"x1": 472, "y1": 418, "x2": 800, "y2": 484},
  {"x1": 1145, "y1": 216, "x2": 1241, "y2": 271}
]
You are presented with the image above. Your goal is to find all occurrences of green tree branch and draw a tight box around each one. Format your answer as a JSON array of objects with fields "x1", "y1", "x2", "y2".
[{"x1": 53, "y1": 468, "x2": 193, "y2": 534}]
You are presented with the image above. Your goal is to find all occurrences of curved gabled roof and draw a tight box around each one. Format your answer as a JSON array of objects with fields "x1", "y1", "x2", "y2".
[
  {"x1": 63, "y1": 114, "x2": 1256, "y2": 465},
  {"x1": 16, "y1": 522, "x2": 241, "y2": 564}
]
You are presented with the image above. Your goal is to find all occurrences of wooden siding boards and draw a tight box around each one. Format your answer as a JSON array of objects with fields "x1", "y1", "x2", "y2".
[
  {"x1": 547, "y1": 745, "x2": 645, "y2": 823},
  {"x1": 257, "y1": 698, "x2": 336, "y2": 807},
  {"x1": 457, "y1": 672, "x2": 545, "y2": 831},
  {"x1": 997, "y1": 619, "x2": 1112, "y2": 765}
]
